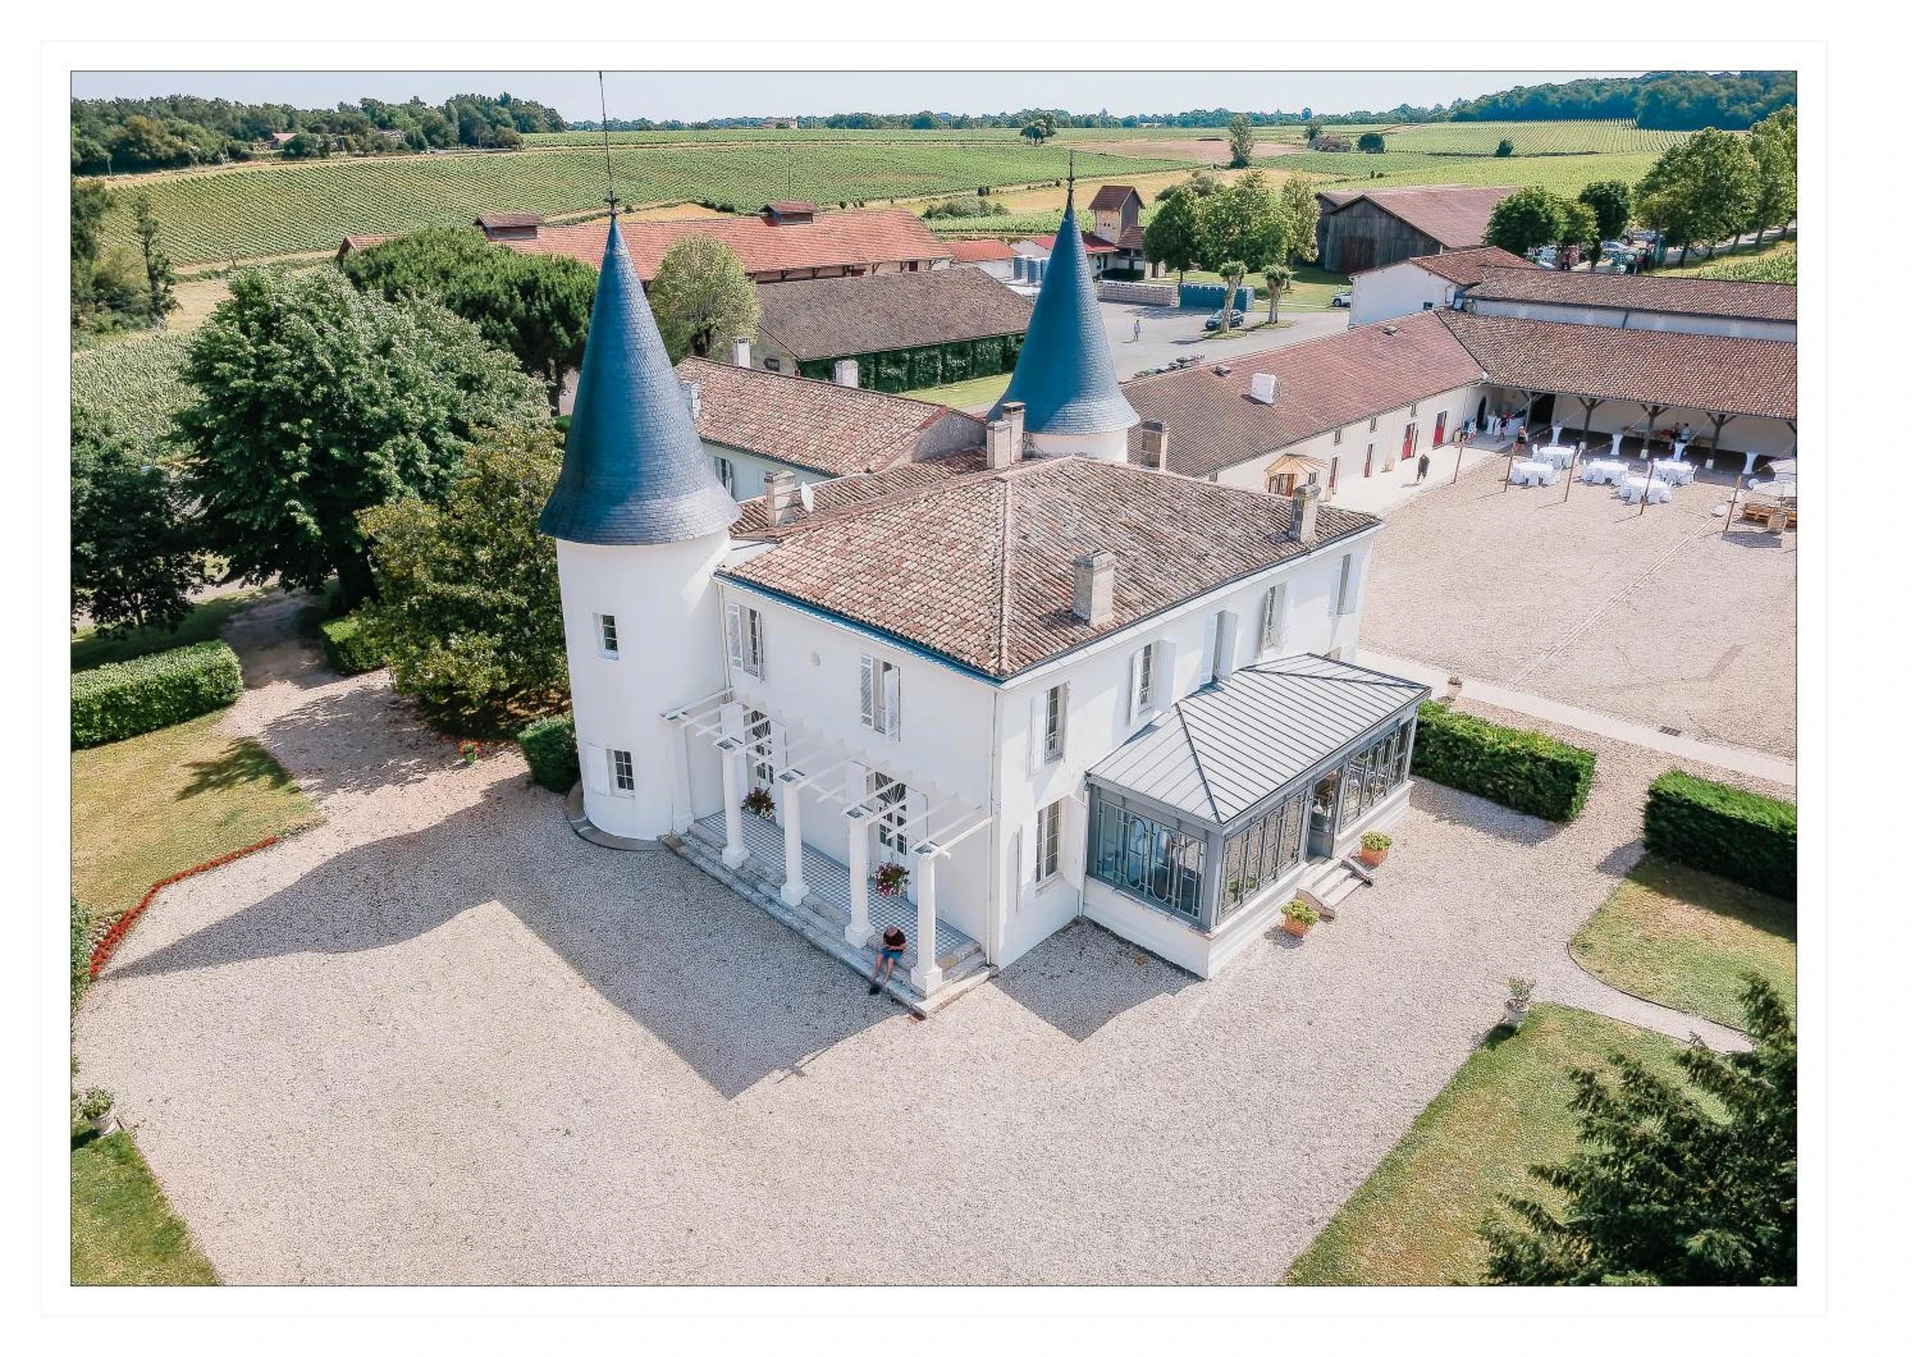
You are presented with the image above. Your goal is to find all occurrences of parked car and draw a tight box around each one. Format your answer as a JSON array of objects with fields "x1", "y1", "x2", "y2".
[
  {"x1": 1204, "y1": 308, "x2": 1246, "y2": 331},
  {"x1": 1330, "y1": 291, "x2": 1352, "y2": 308}
]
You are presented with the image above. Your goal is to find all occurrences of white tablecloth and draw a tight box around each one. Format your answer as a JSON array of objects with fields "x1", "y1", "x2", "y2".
[
  {"x1": 1538, "y1": 447, "x2": 1577, "y2": 470},
  {"x1": 1581, "y1": 460, "x2": 1629, "y2": 485},
  {"x1": 1652, "y1": 461, "x2": 1696, "y2": 485},
  {"x1": 1619, "y1": 476, "x2": 1674, "y2": 504},
  {"x1": 1510, "y1": 460, "x2": 1559, "y2": 487}
]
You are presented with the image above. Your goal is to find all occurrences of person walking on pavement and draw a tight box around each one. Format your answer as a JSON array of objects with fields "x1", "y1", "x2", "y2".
[
  {"x1": 1416, "y1": 452, "x2": 1431, "y2": 483},
  {"x1": 1132, "y1": 316, "x2": 1142, "y2": 343}
]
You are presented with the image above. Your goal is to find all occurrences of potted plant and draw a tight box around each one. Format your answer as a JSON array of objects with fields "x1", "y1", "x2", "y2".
[
  {"x1": 873, "y1": 862, "x2": 909, "y2": 898},
  {"x1": 77, "y1": 1087, "x2": 115, "y2": 1136},
  {"x1": 741, "y1": 786, "x2": 776, "y2": 820},
  {"x1": 1356, "y1": 832, "x2": 1392, "y2": 869},
  {"x1": 1502, "y1": 976, "x2": 1535, "y2": 1028},
  {"x1": 459, "y1": 740, "x2": 480, "y2": 766},
  {"x1": 1280, "y1": 898, "x2": 1318, "y2": 939}
]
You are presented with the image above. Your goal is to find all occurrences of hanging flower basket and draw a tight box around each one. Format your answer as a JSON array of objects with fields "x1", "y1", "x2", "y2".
[
  {"x1": 741, "y1": 786, "x2": 776, "y2": 820},
  {"x1": 873, "y1": 862, "x2": 910, "y2": 897}
]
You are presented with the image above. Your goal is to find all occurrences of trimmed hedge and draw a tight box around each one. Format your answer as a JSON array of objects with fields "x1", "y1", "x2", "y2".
[
  {"x1": 71, "y1": 641, "x2": 243, "y2": 748},
  {"x1": 796, "y1": 333, "x2": 1022, "y2": 394},
  {"x1": 1409, "y1": 700, "x2": 1597, "y2": 822},
  {"x1": 1644, "y1": 770, "x2": 1796, "y2": 900},
  {"x1": 319, "y1": 614, "x2": 384, "y2": 675},
  {"x1": 518, "y1": 713, "x2": 578, "y2": 793}
]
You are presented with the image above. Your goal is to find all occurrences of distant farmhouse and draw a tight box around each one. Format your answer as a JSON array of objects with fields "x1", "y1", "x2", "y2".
[
  {"x1": 944, "y1": 237, "x2": 1019, "y2": 282},
  {"x1": 1314, "y1": 185, "x2": 1517, "y2": 274}
]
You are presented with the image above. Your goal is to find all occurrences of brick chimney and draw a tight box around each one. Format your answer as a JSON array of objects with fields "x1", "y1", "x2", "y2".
[
  {"x1": 1072, "y1": 550, "x2": 1115, "y2": 626},
  {"x1": 1290, "y1": 482, "x2": 1322, "y2": 544},
  {"x1": 1140, "y1": 419, "x2": 1168, "y2": 470},
  {"x1": 762, "y1": 468, "x2": 800, "y2": 526},
  {"x1": 732, "y1": 337, "x2": 752, "y2": 368},
  {"x1": 1002, "y1": 400, "x2": 1026, "y2": 455},
  {"x1": 987, "y1": 417, "x2": 1016, "y2": 470},
  {"x1": 832, "y1": 359, "x2": 860, "y2": 388}
]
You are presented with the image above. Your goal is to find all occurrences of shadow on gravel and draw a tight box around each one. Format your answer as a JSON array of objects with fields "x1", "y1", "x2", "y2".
[
  {"x1": 991, "y1": 918, "x2": 1195, "y2": 1042},
  {"x1": 111, "y1": 780, "x2": 893, "y2": 1099},
  {"x1": 251, "y1": 683, "x2": 447, "y2": 802},
  {"x1": 1409, "y1": 780, "x2": 1565, "y2": 848}
]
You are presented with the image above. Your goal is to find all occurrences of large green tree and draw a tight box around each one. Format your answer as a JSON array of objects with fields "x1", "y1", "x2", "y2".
[
  {"x1": 1577, "y1": 180, "x2": 1634, "y2": 255},
  {"x1": 1142, "y1": 185, "x2": 1202, "y2": 284},
  {"x1": 1197, "y1": 169, "x2": 1285, "y2": 272},
  {"x1": 1484, "y1": 185, "x2": 1566, "y2": 257},
  {"x1": 1747, "y1": 106, "x2": 1798, "y2": 249},
  {"x1": 1556, "y1": 199, "x2": 1599, "y2": 255},
  {"x1": 71, "y1": 408, "x2": 206, "y2": 636},
  {"x1": 341, "y1": 228, "x2": 597, "y2": 406},
  {"x1": 174, "y1": 268, "x2": 545, "y2": 608},
  {"x1": 649, "y1": 234, "x2": 762, "y2": 362},
  {"x1": 130, "y1": 193, "x2": 178, "y2": 326},
  {"x1": 70, "y1": 179, "x2": 110, "y2": 326},
  {"x1": 358, "y1": 426, "x2": 569, "y2": 734},
  {"x1": 1637, "y1": 130, "x2": 1760, "y2": 266},
  {"x1": 1275, "y1": 172, "x2": 1322, "y2": 266},
  {"x1": 1481, "y1": 978, "x2": 1796, "y2": 1286},
  {"x1": 1226, "y1": 113, "x2": 1256, "y2": 169}
]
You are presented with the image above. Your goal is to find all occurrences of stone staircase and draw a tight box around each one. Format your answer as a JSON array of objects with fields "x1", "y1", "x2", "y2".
[{"x1": 1295, "y1": 856, "x2": 1372, "y2": 920}]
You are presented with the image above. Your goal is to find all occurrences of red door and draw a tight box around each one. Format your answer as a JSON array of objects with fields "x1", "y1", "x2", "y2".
[
  {"x1": 1363, "y1": 444, "x2": 1374, "y2": 478},
  {"x1": 1401, "y1": 423, "x2": 1416, "y2": 460},
  {"x1": 1432, "y1": 410, "x2": 1448, "y2": 448}
]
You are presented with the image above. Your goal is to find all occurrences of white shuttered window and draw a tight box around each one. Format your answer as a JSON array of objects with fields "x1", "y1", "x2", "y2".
[{"x1": 860, "y1": 655, "x2": 902, "y2": 741}]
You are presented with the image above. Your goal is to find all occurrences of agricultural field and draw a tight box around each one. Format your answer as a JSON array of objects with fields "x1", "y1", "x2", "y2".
[
  {"x1": 1273, "y1": 148, "x2": 1672, "y2": 200},
  {"x1": 95, "y1": 143, "x2": 1186, "y2": 265},
  {"x1": 71, "y1": 332, "x2": 194, "y2": 449},
  {"x1": 1367, "y1": 119, "x2": 1694, "y2": 157}
]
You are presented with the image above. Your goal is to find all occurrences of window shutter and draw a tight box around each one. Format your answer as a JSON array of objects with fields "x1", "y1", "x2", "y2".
[
  {"x1": 582, "y1": 742, "x2": 609, "y2": 796},
  {"x1": 1029, "y1": 690, "x2": 1047, "y2": 774},
  {"x1": 1127, "y1": 648, "x2": 1145, "y2": 722},
  {"x1": 1199, "y1": 615, "x2": 1218, "y2": 687},
  {"x1": 1055, "y1": 683, "x2": 1068, "y2": 761},
  {"x1": 1276, "y1": 581, "x2": 1291, "y2": 650},
  {"x1": 883, "y1": 665, "x2": 902, "y2": 740},
  {"x1": 726, "y1": 603, "x2": 744, "y2": 671},
  {"x1": 859, "y1": 655, "x2": 876, "y2": 729},
  {"x1": 1260, "y1": 588, "x2": 1276, "y2": 652}
]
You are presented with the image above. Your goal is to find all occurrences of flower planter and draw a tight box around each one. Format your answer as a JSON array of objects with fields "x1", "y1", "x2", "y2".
[
  {"x1": 1502, "y1": 1000, "x2": 1530, "y2": 1029},
  {"x1": 88, "y1": 1113, "x2": 117, "y2": 1137},
  {"x1": 1282, "y1": 915, "x2": 1310, "y2": 938},
  {"x1": 1356, "y1": 846, "x2": 1388, "y2": 870}
]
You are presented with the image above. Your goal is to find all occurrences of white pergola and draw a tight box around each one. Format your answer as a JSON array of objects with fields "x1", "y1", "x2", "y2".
[{"x1": 663, "y1": 690, "x2": 992, "y2": 995}]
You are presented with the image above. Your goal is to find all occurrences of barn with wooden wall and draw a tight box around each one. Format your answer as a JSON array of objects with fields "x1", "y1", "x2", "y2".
[{"x1": 1314, "y1": 185, "x2": 1517, "y2": 275}]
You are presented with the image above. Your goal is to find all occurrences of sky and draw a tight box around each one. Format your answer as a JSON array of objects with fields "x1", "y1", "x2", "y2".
[{"x1": 69, "y1": 70, "x2": 1643, "y2": 122}]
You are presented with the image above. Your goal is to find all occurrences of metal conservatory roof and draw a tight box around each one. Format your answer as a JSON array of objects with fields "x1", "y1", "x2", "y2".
[
  {"x1": 1088, "y1": 654, "x2": 1429, "y2": 826},
  {"x1": 538, "y1": 215, "x2": 740, "y2": 547}
]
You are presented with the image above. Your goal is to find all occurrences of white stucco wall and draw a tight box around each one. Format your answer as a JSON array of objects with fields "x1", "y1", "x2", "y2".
[
  {"x1": 698, "y1": 441, "x2": 839, "y2": 503},
  {"x1": 560, "y1": 533, "x2": 732, "y2": 841},
  {"x1": 1030, "y1": 427, "x2": 1132, "y2": 462},
  {"x1": 1210, "y1": 383, "x2": 1483, "y2": 500},
  {"x1": 1348, "y1": 262, "x2": 1457, "y2": 327}
]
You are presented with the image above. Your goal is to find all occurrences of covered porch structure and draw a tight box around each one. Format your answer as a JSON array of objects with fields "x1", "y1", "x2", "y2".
[
  {"x1": 664, "y1": 691, "x2": 992, "y2": 1004},
  {"x1": 1082, "y1": 655, "x2": 1429, "y2": 978}
]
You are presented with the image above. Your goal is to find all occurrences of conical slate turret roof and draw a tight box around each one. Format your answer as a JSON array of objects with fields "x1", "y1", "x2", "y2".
[
  {"x1": 990, "y1": 188, "x2": 1139, "y2": 438},
  {"x1": 539, "y1": 217, "x2": 740, "y2": 545}
]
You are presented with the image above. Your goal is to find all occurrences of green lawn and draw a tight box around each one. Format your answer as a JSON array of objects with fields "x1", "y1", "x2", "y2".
[
  {"x1": 1169, "y1": 263, "x2": 1350, "y2": 311},
  {"x1": 71, "y1": 588, "x2": 263, "y2": 671},
  {"x1": 72, "y1": 710, "x2": 320, "y2": 923},
  {"x1": 899, "y1": 371, "x2": 1013, "y2": 410},
  {"x1": 1653, "y1": 238, "x2": 1796, "y2": 283},
  {"x1": 1285, "y1": 1005, "x2": 1683, "y2": 1286},
  {"x1": 72, "y1": 1127, "x2": 218, "y2": 1285},
  {"x1": 1571, "y1": 857, "x2": 1796, "y2": 1031}
]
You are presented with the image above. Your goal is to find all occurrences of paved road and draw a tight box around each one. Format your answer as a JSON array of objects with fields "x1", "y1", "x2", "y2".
[{"x1": 1098, "y1": 296, "x2": 1349, "y2": 378}]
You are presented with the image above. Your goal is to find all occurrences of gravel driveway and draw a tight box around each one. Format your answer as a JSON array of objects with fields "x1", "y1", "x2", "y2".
[
  {"x1": 73, "y1": 600, "x2": 1789, "y2": 1285},
  {"x1": 1362, "y1": 455, "x2": 1797, "y2": 758}
]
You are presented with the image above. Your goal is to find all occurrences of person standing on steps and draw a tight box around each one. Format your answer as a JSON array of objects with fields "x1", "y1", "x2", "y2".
[
  {"x1": 1416, "y1": 451, "x2": 1431, "y2": 483},
  {"x1": 867, "y1": 925, "x2": 908, "y2": 994}
]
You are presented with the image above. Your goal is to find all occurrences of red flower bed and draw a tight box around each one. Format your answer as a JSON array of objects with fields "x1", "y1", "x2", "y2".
[{"x1": 87, "y1": 835, "x2": 282, "y2": 979}]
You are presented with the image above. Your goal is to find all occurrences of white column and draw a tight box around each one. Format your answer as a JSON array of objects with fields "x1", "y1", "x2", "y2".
[
  {"x1": 911, "y1": 848, "x2": 942, "y2": 995},
  {"x1": 719, "y1": 740, "x2": 749, "y2": 869},
  {"x1": 667, "y1": 715, "x2": 695, "y2": 835},
  {"x1": 1742, "y1": 450, "x2": 1760, "y2": 476},
  {"x1": 845, "y1": 812, "x2": 873, "y2": 949},
  {"x1": 779, "y1": 776, "x2": 807, "y2": 908}
]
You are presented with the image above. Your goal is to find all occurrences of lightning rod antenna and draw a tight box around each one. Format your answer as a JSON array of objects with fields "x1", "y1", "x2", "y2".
[{"x1": 599, "y1": 71, "x2": 618, "y2": 217}]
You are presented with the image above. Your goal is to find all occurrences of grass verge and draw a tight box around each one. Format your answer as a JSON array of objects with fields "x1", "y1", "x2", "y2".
[
  {"x1": 1285, "y1": 1004, "x2": 1682, "y2": 1286},
  {"x1": 1570, "y1": 856, "x2": 1795, "y2": 1031},
  {"x1": 72, "y1": 1127, "x2": 218, "y2": 1285},
  {"x1": 71, "y1": 710, "x2": 320, "y2": 923},
  {"x1": 71, "y1": 588, "x2": 262, "y2": 671},
  {"x1": 899, "y1": 371, "x2": 1013, "y2": 410}
]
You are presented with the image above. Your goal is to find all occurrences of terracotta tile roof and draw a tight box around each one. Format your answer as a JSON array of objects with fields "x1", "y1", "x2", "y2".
[
  {"x1": 1114, "y1": 224, "x2": 1146, "y2": 252},
  {"x1": 1120, "y1": 310, "x2": 1488, "y2": 478},
  {"x1": 1029, "y1": 232, "x2": 1119, "y2": 255},
  {"x1": 944, "y1": 238, "x2": 1018, "y2": 263},
  {"x1": 476, "y1": 212, "x2": 543, "y2": 231},
  {"x1": 676, "y1": 357, "x2": 979, "y2": 478},
  {"x1": 755, "y1": 268, "x2": 1032, "y2": 362},
  {"x1": 731, "y1": 451, "x2": 989, "y2": 534},
  {"x1": 339, "y1": 233, "x2": 392, "y2": 254},
  {"x1": 492, "y1": 209, "x2": 951, "y2": 280},
  {"x1": 722, "y1": 457, "x2": 1379, "y2": 678},
  {"x1": 1326, "y1": 185, "x2": 1518, "y2": 249},
  {"x1": 1089, "y1": 185, "x2": 1142, "y2": 211},
  {"x1": 764, "y1": 200, "x2": 817, "y2": 216},
  {"x1": 1465, "y1": 266, "x2": 1797, "y2": 322},
  {"x1": 1355, "y1": 245, "x2": 1536, "y2": 285},
  {"x1": 1440, "y1": 311, "x2": 1797, "y2": 420}
]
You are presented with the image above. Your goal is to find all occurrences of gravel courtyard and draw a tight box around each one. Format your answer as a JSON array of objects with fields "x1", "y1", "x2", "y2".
[
  {"x1": 73, "y1": 601, "x2": 1789, "y2": 1286},
  {"x1": 1362, "y1": 456, "x2": 1798, "y2": 758}
]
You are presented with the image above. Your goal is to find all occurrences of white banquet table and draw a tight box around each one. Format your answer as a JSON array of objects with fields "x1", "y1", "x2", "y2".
[
  {"x1": 1580, "y1": 460, "x2": 1629, "y2": 485},
  {"x1": 1509, "y1": 460, "x2": 1559, "y2": 487},
  {"x1": 1619, "y1": 476, "x2": 1673, "y2": 504}
]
